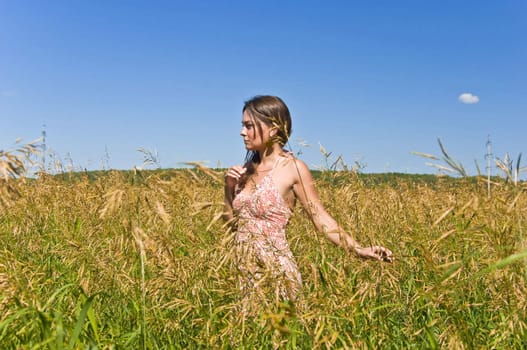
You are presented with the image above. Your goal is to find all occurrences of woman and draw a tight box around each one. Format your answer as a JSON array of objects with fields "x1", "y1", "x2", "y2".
[{"x1": 223, "y1": 95, "x2": 392, "y2": 305}]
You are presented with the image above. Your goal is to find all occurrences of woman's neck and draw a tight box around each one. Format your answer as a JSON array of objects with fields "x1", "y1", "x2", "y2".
[{"x1": 257, "y1": 145, "x2": 284, "y2": 168}]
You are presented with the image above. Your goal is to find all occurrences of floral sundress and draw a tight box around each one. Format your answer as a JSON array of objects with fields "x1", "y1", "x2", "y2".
[{"x1": 232, "y1": 166, "x2": 302, "y2": 304}]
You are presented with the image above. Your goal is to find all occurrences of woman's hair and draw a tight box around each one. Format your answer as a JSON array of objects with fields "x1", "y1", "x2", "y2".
[{"x1": 242, "y1": 95, "x2": 292, "y2": 166}]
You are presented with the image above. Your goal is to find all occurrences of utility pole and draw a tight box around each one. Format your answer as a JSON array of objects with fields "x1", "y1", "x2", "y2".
[
  {"x1": 42, "y1": 124, "x2": 47, "y2": 172},
  {"x1": 485, "y1": 135, "x2": 492, "y2": 198}
]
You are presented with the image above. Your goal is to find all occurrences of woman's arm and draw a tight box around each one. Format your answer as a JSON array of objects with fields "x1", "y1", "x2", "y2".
[
  {"x1": 223, "y1": 185, "x2": 235, "y2": 224},
  {"x1": 291, "y1": 159, "x2": 392, "y2": 261},
  {"x1": 222, "y1": 165, "x2": 247, "y2": 226}
]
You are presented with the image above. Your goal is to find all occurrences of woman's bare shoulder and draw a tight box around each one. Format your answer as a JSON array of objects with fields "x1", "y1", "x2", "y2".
[{"x1": 279, "y1": 152, "x2": 311, "y2": 178}]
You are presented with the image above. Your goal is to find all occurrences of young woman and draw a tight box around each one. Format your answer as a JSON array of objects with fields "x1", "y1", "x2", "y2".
[{"x1": 223, "y1": 95, "x2": 392, "y2": 305}]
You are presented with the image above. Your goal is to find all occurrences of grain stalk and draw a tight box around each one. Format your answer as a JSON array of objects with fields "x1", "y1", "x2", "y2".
[
  {"x1": 495, "y1": 152, "x2": 526, "y2": 186},
  {"x1": 412, "y1": 138, "x2": 468, "y2": 177},
  {"x1": 0, "y1": 139, "x2": 40, "y2": 210},
  {"x1": 132, "y1": 226, "x2": 147, "y2": 350}
]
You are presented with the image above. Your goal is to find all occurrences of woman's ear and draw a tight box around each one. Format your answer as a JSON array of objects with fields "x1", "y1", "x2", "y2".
[{"x1": 270, "y1": 128, "x2": 278, "y2": 137}]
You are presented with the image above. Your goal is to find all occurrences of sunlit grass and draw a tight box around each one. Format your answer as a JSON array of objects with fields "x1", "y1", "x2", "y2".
[{"x1": 1, "y1": 146, "x2": 526, "y2": 348}]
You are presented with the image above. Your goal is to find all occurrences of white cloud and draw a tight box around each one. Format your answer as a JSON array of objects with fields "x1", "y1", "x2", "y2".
[{"x1": 458, "y1": 92, "x2": 479, "y2": 104}]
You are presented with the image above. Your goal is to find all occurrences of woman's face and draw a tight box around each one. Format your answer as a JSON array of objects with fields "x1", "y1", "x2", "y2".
[{"x1": 240, "y1": 110, "x2": 272, "y2": 151}]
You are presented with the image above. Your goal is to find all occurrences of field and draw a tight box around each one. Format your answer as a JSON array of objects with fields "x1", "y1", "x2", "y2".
[{"x1": 1, "y1": 151, "x2": 527, "y2": 348}]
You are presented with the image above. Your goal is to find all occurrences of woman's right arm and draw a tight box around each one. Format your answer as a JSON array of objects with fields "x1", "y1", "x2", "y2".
[{"x1": 222, "y1": 165, "x2": 247, "y2": 224}]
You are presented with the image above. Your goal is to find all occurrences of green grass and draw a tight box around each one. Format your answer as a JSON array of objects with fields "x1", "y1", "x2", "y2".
[{"x1": 1, "y1": 168, "x2": 526, "y2": 348}]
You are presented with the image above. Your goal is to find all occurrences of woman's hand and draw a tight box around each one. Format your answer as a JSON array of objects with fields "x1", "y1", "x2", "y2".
[
  {"x1": 224, "y1": 165, "x2": 247, "y2": 189},
  {"x1": 354, "y1": 246, "x2": 393, "y2": 262}
]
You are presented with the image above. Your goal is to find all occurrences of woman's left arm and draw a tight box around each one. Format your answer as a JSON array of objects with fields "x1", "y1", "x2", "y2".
[{"x1": 291, "y1": 159, "x2": 392, "y2": 262}]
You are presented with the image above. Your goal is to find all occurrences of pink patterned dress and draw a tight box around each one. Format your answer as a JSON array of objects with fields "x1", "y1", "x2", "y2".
[{"x1": 232, "y1": 168, "x2": 302, "y2": 303}]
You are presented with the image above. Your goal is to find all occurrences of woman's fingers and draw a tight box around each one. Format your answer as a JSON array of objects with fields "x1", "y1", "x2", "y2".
[
  {"x1": 226, "y1": 166, "x2": 246, "y2": 179},
  {"x1": 224, "y1": 166, "x2": 247, "y2": 186},
  {"x1": 372, "y1": 246, "x2": 393, "y2": 262},
  {"x1": 358, "y1": 246, "x2": 393, "y2": 262}
]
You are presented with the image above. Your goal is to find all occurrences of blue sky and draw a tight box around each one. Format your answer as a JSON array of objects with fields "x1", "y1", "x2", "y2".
[{"x1": 1, "y1": 1, "x2": 526, "y2": 177}]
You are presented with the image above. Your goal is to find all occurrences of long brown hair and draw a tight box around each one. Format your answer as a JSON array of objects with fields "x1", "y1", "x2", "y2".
[{"x1": 242, "y1": 95, "x2": 292, "y2": 167}]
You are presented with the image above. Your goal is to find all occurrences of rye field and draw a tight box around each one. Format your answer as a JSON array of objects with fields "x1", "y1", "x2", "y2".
[{"x1": 1, "y1": 148, "x2": 527, "y2": 348}]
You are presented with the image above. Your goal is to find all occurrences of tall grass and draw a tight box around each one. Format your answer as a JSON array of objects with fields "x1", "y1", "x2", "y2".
[{"x1": 0, "y1": 145, "x2": 526, "y2": 348}]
